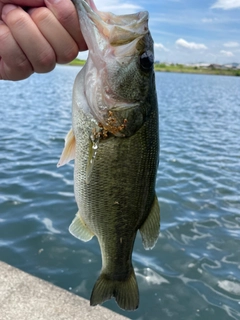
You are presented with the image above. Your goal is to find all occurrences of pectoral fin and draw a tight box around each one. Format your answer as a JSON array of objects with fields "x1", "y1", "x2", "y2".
[
  {"x1": 57, "y1": 128, "x2": 76, "y2": 167},
  {"x1": 69, "y1": 211, "x2": 94, "y2": 242},
  {"x1": 139, "y1": 195, "x2": 160, "y2": 250}
]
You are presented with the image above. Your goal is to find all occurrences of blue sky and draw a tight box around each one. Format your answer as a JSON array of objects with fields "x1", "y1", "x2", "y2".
[{"x1": 78, "y1": 0, "x2": 240, "y2": 64}]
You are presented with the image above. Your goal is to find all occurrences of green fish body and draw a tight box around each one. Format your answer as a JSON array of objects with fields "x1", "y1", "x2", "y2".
[{"x1": 58, "y1": 0, "x2": 160, "y2": 311}]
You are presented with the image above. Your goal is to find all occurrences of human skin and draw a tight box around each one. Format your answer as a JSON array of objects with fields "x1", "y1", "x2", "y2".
[{"x1": 0, "y1": 0, "x2": 87, "y2": 80}]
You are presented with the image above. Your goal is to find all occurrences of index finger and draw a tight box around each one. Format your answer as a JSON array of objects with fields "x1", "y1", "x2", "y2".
[{"x1": 45, "y1": 0, "x2": 87, "y2": 51}]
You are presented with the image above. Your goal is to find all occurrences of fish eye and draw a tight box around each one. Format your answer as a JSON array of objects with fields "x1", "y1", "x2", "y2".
[{"x1": 140, "y1": 51, "x2": 154, "y2": 71}]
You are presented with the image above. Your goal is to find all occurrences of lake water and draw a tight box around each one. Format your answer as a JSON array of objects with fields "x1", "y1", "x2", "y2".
[{"x1": 0, "y1": 66, "x2": 240, "y2": 320}]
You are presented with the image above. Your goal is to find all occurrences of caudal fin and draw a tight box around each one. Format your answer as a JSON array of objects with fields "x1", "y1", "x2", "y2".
[{"x1": 90, "y1": 268, "x2": 139, "y2": 311}]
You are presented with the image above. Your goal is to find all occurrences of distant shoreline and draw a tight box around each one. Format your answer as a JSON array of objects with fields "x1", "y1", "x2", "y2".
[{"x1": 68, "y1": 59, "x2": 240, "y2": 77}]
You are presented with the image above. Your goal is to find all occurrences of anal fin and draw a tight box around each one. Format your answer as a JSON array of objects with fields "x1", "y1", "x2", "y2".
[
  {"x1": 139, "y1": 194, "x2": 160, "y2": 250},
  {"x1": 69, "y1": 211, "x2": 94, "y2": 242}
]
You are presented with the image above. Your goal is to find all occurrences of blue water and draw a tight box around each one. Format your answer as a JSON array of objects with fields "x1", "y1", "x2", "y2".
[{"x1": 0, "y1": 66, "x2": 240, "y2": 320}]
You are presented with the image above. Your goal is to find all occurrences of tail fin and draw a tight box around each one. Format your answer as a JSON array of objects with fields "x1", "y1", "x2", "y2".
[{"x1": 90, "y1": 268, "x2": 139, "y2": 311}]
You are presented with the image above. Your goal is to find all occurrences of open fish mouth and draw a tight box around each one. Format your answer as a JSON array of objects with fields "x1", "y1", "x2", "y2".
[
  {"x1": 73, "y1": 0, "x2": 154, "y2": 129},
  {"x1": 74, "y1": 0, "x2": 149, "y2": 56}
]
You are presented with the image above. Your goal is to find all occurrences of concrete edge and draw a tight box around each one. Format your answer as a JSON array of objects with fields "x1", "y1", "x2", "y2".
[{"x1": 0, "y1": 261, "x2": 130, "y2": 320}]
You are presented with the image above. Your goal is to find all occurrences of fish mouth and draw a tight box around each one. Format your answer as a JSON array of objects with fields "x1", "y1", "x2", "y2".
[
  {"x1": 76, "y1": 0, "x2": 149, "y2": 55},
  {"x1": 74, "y1": 0, "x2": 152, "y2": 130}
]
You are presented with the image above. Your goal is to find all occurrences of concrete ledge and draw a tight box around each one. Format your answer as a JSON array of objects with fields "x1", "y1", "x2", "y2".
[{"x1": 0, "y1": 261, "x2": 129, "y2": 320}]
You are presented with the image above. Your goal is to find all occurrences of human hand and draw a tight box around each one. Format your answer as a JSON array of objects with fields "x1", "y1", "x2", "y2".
[{"x1": 0, "y1": 0, "x2": 87, "y2": 81}]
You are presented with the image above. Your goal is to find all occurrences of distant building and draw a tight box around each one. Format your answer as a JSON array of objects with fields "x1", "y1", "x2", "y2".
[
  {"x1": 224, "y1": 64, "x2": 234, "y2": 69},
  {"x1": 208, "y1": 64, "x2": 224, "y2": 70},
  {"x1": 186, "y1": 63, "x2": 210, "y2": 68}
]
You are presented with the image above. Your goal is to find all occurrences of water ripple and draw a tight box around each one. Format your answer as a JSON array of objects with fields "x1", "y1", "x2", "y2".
[{"x1": 0, "y1": 69, "x2": 240, "y2": 319}]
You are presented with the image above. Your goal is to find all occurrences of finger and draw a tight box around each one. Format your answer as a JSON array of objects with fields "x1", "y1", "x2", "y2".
[
  {"x1": 0, "y1": 19, "x2": 33, "y2": 80},
  {"x1": 45, "y1": 0, "x2": 88, "y2": 51},
  {"x1": 29, "y1": 7, "x2": 79, "y2": 64},
  {"x1": 0, "y1": 0, "x2": 44, "y2": 15},
  {"x1": 2, "y1": 4, "x2": 56, "y2": 73},
  {"x1": 1, "y1": 0, "x2": 44, "y2": 7}
]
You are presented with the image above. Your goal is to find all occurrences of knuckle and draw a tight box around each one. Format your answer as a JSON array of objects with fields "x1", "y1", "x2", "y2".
[
  {"x1": 1, "y1": 60, "x2": 33, "y2": 81},
  {"x1": 58, "y1": 44, "x2": 78, "y2": 64},
  {"x1": 34, "y1": 49, "x2": 56, "y2": 73},
  {"x1": 30, "y1": 7, "x2": 52, "y2": 25},
  {"x1": 12, "y1": 69, "x2": 33, "y2": 81},
  {"x1": 15, "y1": 55, "x2": 31, "y2": 72},
  {"x1": 11, "y1": 57, "x2": 32, "y2": 80},
  {"x1": 6, "y1": 12, "x2": 28, "y2": 31},
  {"x1": 58, "y1": 8, "x2": 76, "y2": 27},
  {"x1": 0, "y1": 24, "x2": 10, "y2": 44}
]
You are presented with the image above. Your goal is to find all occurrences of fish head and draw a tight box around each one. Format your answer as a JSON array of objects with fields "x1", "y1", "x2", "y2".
[{"x1": 74, "y1": 0, "x2": 155, "y2": 136}]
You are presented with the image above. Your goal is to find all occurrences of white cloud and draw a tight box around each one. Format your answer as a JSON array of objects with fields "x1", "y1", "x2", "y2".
[
  {"x1": 94, "y1": 0, "x2": 143, "y2": 14},
  {"x1": 211, "y1": 0, "x2": 240, "y2": 10},
  {"x1": 220, "y1": 50, "x2": 234, "y2": 57},
  {"x1": 154, "y1": 43, "x2": 169, "y2": 52},
  {"x1": 176, "y1": 38, "x2": 208, "y2": 50},
  {"x1": 224, "y1": 41, "x2": 239, "y2": 48}
]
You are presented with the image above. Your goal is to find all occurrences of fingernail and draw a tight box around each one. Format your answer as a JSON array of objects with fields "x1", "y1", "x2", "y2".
[{"x1": 2, "y1": 4, "x2": 18, "y2": 17}]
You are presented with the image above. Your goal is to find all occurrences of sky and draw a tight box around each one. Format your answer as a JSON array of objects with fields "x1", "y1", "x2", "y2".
[{"x1": 77, "y1": 0, "x2": 240, "y2": 64}]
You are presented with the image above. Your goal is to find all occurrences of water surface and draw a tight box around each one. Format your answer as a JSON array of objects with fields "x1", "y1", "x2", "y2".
[{"x1": 0, "y1": 66, "x2": 240, "y2": 319}]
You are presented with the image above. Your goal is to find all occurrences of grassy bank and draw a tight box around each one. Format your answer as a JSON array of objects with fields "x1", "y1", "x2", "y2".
[
  {"x1": 68, "y1": 59, "x2": 86, "y2": 66},
  {"x1": 154, "y1": 63, "x2": 240, "y2": 77},
  {"x1": 68, "y1": 59, "x2": 240, "y2": 77}
]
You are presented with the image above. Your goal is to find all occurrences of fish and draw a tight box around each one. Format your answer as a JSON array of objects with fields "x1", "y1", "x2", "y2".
[{"x1": 58, "y1": 0, "x2": 160, "y2": 311}]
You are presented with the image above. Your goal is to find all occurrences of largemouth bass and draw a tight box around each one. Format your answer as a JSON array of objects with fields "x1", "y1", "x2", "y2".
[{"x1": 58, "y1": 0, "x2": 160, "y2": 311}]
